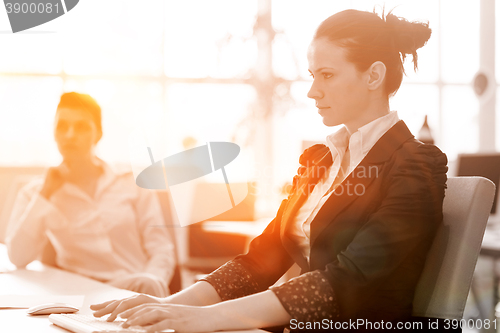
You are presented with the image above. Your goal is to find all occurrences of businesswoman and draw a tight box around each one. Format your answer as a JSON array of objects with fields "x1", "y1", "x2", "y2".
[
  {"x1": 6, "y1": 92, "x2": 176, "y2": 297},
  {"x1": 92, "y1": 9, "x2": 448, "y2": 332}
]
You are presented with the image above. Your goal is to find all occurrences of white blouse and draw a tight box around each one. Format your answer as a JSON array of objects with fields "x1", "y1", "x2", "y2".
[{"x1": 5, "y1": 162, "x2": 176, "y2": 291}]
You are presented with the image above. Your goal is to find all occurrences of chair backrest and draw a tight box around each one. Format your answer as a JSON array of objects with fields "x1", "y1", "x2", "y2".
[{"x1": 412, "y1": 176, "x2": 496, "y2": 319}]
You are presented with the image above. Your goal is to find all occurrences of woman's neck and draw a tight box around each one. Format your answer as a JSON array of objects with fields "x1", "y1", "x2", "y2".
[
  {"x1": 345, "y1": 97, "x2": 390, "y2": 135},
  {"x1": 63, "y1": 155, "x2": 103, "y2": 181}
]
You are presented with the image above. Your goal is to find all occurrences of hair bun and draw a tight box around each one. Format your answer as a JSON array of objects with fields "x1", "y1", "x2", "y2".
[{"x1": 385, "y1": 12, "x2": 431, "y2": 70}]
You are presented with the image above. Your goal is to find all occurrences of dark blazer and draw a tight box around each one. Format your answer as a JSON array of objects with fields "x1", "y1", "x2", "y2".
[{"x1": 204, "y1": 120, "x2": 448, "y2": 324}]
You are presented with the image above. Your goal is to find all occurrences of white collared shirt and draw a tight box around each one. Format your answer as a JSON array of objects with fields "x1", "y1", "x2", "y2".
[
  {"x1": 5, "y1": 162, "x2": 176, "y2": 289},
  {"x1": 288, "y1": 111, "x2": 400, "y2": 259}
]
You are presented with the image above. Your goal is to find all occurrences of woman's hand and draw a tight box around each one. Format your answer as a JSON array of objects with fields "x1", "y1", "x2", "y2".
[
  {"x1": 120, "y1": 304, "x2": 217, "y2": 333},
  {"x1": 92, "y1": 289, "x2": 290, "y2": 332},
  {"x1": 119, "y1": 290, "x2": 290, "y2": 332},
  {"x1": 91, "y1": 281, "x2": 222, "y2": 323},
  {"x1": 40, "y1": 164, "x2": 70, "y2": 199},
  {"x1": 91, "y1": 294, "x2": 164, "y2": 322},
  {"x1": 107, "y1": 273, "x2": 168, "y2": 297}
]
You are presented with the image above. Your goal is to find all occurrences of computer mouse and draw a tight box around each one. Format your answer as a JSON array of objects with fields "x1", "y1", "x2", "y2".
[{"x1": 27, "y1": 302, "x2": 79, "y2": 316}]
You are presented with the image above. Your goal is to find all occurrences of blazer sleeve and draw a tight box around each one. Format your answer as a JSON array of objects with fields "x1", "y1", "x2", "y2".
[
  {"x1": 270, "y1": 144, "x2": 448, "y2": 322},
  {"x1": 201, "y1": 199, "x2": 295, "y2": 300}
]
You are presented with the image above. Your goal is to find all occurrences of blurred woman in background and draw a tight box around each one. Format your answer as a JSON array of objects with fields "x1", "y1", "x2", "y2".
[{"x1": 6, "y1": 92, "x2": 176, "y2": 297}]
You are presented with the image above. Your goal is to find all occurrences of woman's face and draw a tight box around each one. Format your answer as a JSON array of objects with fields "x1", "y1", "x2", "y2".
[
  {"x1": 307, "y1": 37, "x2": 371, "y2": 131},
  {"x1": 54, "y1": 107, "x2": 101, "y2": 161}
]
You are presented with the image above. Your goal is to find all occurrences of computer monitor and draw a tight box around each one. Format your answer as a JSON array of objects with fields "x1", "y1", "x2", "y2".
[{"x1": 456, "y1": 153, "x2": 500, "y2": 216}]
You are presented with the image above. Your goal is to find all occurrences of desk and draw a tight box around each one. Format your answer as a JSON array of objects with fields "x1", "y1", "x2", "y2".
[
  {"x1": 0, "y1": 262, "x2": 135, "y2": 332},
  {"x1": 0, "y1": 244, "x2": 264, "y2": 333},
  {"x1": 200, "y1": 219, "x2": 269, "y2": 238},
  {"x1": 175, "y1": 220, "x2": 269, "y2": 274}
]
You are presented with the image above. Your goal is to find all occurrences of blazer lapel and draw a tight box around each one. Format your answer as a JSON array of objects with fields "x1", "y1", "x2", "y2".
[
  {"x1": 280, "y1": 175, "x2": 311, "y2": 270},
  {"x1": 280, "y1": 149, "x2": 331, "y2": 270},
  {"x1": 309, "y1": 120, "x2": 415, "y2": 246}
]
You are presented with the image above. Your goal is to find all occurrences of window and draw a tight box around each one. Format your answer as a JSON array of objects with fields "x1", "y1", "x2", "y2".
[{"x1": 0, "y1": 0, "x2": 491, "y2": 204}]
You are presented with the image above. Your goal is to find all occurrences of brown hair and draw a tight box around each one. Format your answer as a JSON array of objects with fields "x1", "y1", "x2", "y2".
[
  {"x1": 314, "y1": 9, "x2": 431, "y2": 97},
  {"x1": 57, "y1": 92, "x2": 102, "y2": 133}
]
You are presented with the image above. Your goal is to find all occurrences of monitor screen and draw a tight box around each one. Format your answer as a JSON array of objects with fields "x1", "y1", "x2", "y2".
[{"x1": 457, "y1": 154, "x2": 500, "y2": 214}]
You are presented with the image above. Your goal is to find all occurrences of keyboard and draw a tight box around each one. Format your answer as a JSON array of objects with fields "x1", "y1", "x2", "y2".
[{"x1": 48, "y1": 314, "x2": 175, "y2": 333}]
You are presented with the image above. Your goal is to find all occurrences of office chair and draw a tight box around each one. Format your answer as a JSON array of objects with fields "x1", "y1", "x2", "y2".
[{"x1": 412, "y1": 176, "x2": 496, "y2": 319}]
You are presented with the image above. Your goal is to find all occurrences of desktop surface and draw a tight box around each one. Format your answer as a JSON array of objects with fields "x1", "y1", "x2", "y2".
[{"x1": 0, "y1": 244, "x2": 264, "y2": 333}]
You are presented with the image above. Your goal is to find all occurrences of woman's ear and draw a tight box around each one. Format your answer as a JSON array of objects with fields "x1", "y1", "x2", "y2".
[{"x1": 366, "y1": 61, "x2": 386, "y2": 91}]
